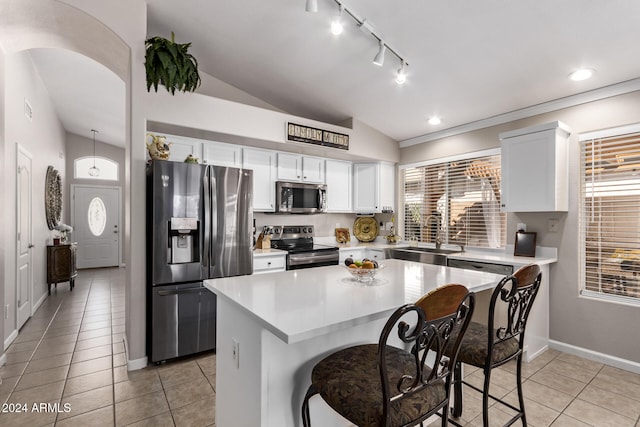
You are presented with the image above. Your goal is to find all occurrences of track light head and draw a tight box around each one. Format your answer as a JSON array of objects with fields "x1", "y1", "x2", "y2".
[
  {"x1": 373, "y1": 40, "x2": 386, "y2": 66},
  {"x1": 305, "y1": 0, "x2": 318, "y2": 13},
  {"x1": 331, "y1": 5, "x2": 344, "y2": 35},
  {"x1": 396, "y1": 61, "x2": 407, "y2": 84}
]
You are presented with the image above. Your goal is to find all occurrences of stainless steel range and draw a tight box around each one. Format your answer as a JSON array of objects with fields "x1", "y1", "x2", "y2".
[{"x1": 264, "y1": 225, "x2": 339, "y2": 270}]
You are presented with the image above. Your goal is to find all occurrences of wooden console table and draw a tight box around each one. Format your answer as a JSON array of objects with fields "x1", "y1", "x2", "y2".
[{"x1": 46, "y1": 243, "x2": 77, "y2": 295}]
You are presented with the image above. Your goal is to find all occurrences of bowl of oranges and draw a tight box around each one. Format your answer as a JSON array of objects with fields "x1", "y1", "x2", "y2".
[{"x1": 343, "y1": 258, "x2": 383, "y2": 283}]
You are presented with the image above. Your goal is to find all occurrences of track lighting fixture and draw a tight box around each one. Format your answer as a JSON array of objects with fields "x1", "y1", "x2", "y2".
[
  {"x1": 306, "y1": 0, "x2": 409, "y2": 82},
  {"x1": 396, "y1": 61, "x2": 406, "y2": 84},
  {"x1": 331, "y1": 5, "x2": 344, "y2": 35},
  {"x1": 373, "y1": 40, "x2": 386, "y2": 66},
  {"x1": 305, "y1": 0, "x2": 318, "y2": 13}
]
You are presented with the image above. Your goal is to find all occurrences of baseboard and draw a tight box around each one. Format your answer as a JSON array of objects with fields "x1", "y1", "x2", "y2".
[
  {"x1": 32, "y1": 290, "x2": 48, "y2": 314},
  {"x1": 123, "y1": 334, "x2": 148, "y2": 371},
  {"x1": 525, "y1": 344, "x2": 549, "y2": 363},
  {"x1": 549, "y1": 339, "x2": 640, "y2": 374},
  {"x1": 4, "y1": 329, "x2": 18, "y2": 351}
]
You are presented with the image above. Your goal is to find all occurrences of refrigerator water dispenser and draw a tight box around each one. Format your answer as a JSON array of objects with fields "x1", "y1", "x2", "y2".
[{"x1": 169, "y1": 217, "x2": 199, "y2": 264}]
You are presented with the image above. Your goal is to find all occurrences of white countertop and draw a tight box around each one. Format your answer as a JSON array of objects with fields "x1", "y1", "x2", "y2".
[
  {"x1": 204, "y1": 259, "x2": 504, "y2": 344},
  {"x1": 448, "y1": 245, "x2": 557, "y2": 266},
  {"x1": 253, "y1": 248, "x2": 287, "y2": 257}
]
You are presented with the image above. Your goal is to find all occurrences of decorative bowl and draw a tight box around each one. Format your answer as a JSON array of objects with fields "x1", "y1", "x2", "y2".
[{"x1": 343, "y1": 264, "x2": 385, "y2": 283}]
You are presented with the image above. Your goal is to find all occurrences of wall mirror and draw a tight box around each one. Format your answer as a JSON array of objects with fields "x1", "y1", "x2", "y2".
[{"x1": 45, "y1": 166, "x2": 62, "y2": 230}]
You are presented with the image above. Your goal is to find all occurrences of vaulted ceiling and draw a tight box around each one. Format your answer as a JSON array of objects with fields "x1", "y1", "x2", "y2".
[{"x1": 30, "y1": 1, "x2": 640, "y2": 147}]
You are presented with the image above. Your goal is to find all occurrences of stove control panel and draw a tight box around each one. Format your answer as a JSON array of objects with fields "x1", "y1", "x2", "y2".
[{"x1": 263, "y1": 225, "x2": 314, "y2": 240}]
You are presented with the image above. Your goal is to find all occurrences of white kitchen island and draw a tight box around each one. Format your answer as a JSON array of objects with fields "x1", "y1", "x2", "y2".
[{"x1": 203, "y1": 259, "x2": 522, "y2": 427}]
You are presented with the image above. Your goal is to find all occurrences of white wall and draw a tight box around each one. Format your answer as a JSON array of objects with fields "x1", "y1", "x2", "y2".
[
  {"x1": 400, "y1": 90, "x2": 640, "y2": 364},
  {"x1": 3, "y1": 49, "x2": 66, "y2": 341},
  {"x1": 0, "y1": 44, "x2": 6, "y2": 353}
]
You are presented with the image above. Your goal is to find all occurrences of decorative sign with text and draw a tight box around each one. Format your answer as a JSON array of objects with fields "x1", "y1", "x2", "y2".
[{"x1": 286, "y1": 122, "x2": 349, "y2": 150}]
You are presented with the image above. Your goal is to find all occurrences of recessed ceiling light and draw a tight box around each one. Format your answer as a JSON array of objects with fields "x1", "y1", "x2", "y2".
[
  {"x1": 428, "y1": 117, "x2": 441, "y2": 125},
  {"x1": 569, "y1": 68, "x2": 594, "y2": 81}
]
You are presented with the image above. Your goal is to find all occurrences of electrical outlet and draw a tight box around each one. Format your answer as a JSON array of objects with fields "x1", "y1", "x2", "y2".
[
  {"x1": 517, "y1": 223, "x2": 527, "y2": 232},
  {"x1": 232, "y1": 338, "x2": 240, "y2": 369},
  {"x1": 548, "y1": 218, "x2": 559, "y2": 233}
]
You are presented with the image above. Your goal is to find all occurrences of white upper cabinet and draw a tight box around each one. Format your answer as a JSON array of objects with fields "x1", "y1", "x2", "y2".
[
  {"x1": 325, "y1": 159, "x2": 352, "y2": 212},
  {"x1": 500, "y1": 121, "x2": 570, "y2": 212},
  {"x1": 163, "y1": 134, "x2": 202, "y2": 163},
  {"x1": 353, "y1": 162, "x2": 395, "y2": 213},
  {"x1": 277, "y1": 153, "x2": 325, "y2": 183},
  {"x1": 243, "y1": 148, "x2": 276, "y2": 212},
  {"x1": 202, "y1": 141, "x2": 242, "y2": 167},
  {"x1": 302, "y1": 156, "x2": 325, "y2": 183}
]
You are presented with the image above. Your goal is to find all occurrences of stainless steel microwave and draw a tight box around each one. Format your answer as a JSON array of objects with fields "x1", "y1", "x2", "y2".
[{"x1": 275, "y1": 181, "x2": 327, "y2": 213}]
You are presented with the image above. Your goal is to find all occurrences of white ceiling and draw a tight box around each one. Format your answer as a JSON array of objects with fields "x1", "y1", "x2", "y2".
[
  {"x1": 30, "y1": 1, "x2": 640, "y2": 147},
  {"x1": 29, "y1": 48, "x2": 125, "y2": 147}
]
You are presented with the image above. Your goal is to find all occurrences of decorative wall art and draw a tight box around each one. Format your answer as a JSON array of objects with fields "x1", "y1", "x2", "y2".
[
  {"x1": 45, "y1": 166, "x2": 62, "y2": 230},
  {"x1": 286, "y1": 122, "x2": 349, "y2": 150}
]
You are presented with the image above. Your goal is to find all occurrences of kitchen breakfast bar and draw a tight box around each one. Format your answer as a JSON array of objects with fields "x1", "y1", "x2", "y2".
[{"x1": 204, "y1": 259, "x2": 549, "y2": 427}]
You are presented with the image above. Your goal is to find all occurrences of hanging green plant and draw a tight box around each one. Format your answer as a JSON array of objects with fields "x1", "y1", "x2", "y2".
[{"x1": 145, "y1": 32, "x2": 201, "y2": 95}]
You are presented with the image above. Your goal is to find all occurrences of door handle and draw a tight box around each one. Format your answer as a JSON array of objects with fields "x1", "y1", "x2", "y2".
[{"x1": 28, "y1": 244, "x2": 35, "y2": 248}]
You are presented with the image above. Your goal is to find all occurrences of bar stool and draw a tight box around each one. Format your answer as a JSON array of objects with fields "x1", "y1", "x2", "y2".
[
  {"x1": 301, "y1": 284, "x2": 475, "y2": 427},
  {"x1": 448, "y1": 264, "x2": 542, "y2": 427}
]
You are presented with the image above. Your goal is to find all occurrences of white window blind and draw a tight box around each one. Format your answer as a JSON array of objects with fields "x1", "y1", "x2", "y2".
[
  {"x1": 580, "y1": 129, "x2": 640, "y2": 302},
  {"x1": 402, "y1": 154, "x2": 505, "y2": 249}
]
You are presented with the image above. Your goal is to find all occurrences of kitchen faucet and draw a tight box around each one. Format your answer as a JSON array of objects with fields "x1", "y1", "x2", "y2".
[{"x1": 424, "y1": 214, "x2": 444, "y2": 249}]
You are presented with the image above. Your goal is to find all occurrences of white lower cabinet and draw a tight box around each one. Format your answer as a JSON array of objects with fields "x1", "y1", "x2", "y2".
[
  {"x1": 339, "y1": 248, "x2": 386, "y2": 264},
  {"x1": 253, "y1": 252, "x2": 286, "y2": 274},
  {"x1": 243, "y1": 148, "x2": 276, "y2": 212}
]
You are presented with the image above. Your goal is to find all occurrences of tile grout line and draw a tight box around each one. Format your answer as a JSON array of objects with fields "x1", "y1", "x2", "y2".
[
  {"x1": 53, "y1": 273, "x2": 92, "y2": 425},
  {"x1": 2, "y1": 301, "x2": 64, "y2": 406}
]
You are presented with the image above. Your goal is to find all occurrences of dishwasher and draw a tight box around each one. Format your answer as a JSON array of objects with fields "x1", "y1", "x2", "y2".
[
  {"x1": 447, "y1": 258, "x2": 513, "y2": 324},
  {"x1": 447, "y1": 258, "x2": 513, "y2": 275}
]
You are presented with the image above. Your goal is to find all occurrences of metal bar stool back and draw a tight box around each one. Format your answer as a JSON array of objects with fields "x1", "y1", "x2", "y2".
[
  {"x1": 449, "y1": 263, "x2": 542, "y2": 427},
  {"x1": 301, "y1": 284, "x2": 475, "y2": 427}
]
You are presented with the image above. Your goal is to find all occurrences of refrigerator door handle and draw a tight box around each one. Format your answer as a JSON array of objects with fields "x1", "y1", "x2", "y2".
[
  {"x1": 157, "y1": 287, "x2": 203, "y2": 296},
  {"x1": 203, "y1": 172, "x2": 211, "y2": 269}
]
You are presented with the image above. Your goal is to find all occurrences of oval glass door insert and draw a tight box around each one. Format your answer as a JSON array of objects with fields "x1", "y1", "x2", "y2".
[{"x1": 88, "y1": 197, "x2": 107, "y2": 237}]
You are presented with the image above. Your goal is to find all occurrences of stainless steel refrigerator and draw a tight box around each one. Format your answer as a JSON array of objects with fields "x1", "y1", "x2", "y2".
[{"x1": 146, "y1": 161, "x2": 253, "y2": 363}]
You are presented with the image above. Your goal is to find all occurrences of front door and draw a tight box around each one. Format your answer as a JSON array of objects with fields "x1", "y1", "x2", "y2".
[
  {"x1": 17, "y1": 145, "x2": 33, "y2": 329},
  {"x1": 72, "y1": 186, "x2": 120, "y2": 268}
]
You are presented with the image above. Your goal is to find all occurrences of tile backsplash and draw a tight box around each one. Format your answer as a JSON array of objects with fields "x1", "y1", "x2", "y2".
[{"x1": 255, "y1": 212, "x2": 395, "y2": 240}]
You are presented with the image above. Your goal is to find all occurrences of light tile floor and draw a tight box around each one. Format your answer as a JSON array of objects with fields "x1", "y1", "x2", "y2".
[{"x1": 1, "y1": 267, "x2": 639, "y2": 426}]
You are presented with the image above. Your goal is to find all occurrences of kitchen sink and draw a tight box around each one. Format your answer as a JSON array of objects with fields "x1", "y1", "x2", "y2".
[{"x1": 384, "y1": 247, "x2": 462, "y2": 266}]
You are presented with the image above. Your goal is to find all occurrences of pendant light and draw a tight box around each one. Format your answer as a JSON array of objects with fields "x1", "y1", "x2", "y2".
[{"x1": 88, "y1": 129, "x2": 100, "y2": 177}]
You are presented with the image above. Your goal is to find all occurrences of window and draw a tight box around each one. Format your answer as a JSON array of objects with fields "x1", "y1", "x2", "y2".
[
  {"x1": 74, "y1": 156, "x2": 119, "y2": 180},
  {"x1": 401, "y1": 151, "x2": 506, "y2": 249},
  {"x1": 580, "y1": 124, "x2": 640, "y2": 303},
  {"x1": 87, "y1": 197, "x2": 107, "y2": 237}
]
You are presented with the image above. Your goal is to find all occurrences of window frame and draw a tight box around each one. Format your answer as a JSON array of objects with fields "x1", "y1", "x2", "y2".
[
  {"x1": 74, "y1": 156, "x2": 119, "y2": 181},
  {"x1": 399, "y1": 148, "x2": 505, "y2": 250},
  {"x1": 579, "y1": 123, "x2": 640, "y2": 306}
]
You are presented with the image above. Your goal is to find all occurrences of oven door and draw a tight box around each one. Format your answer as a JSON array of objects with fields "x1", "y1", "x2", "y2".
[{"x1": 287, "y1": 250, "x2": 339, "y2": 270}]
